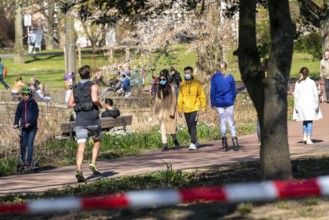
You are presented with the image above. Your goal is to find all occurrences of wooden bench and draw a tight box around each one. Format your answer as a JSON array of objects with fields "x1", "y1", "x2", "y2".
[{"x1": 56, "y1": 115, "x2": 133, "y2": 140}]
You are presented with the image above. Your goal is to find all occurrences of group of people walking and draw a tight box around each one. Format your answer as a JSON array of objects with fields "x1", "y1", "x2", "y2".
[{"x1": 155, "y1": 63, "x2": 239, "y2": 152}]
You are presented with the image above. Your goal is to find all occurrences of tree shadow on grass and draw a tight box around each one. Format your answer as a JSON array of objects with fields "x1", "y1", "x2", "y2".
[{"x1": 25, "y1": 54, "x2": 63, "y2": 64}]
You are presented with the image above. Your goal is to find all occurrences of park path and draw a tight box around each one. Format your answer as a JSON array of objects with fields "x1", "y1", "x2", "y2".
[{"x1": 1, "y1": 103, "x2": 329, "y2": 195}]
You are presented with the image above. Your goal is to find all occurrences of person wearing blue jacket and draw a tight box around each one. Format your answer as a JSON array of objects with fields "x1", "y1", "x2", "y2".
[
  {"x1": 210, "y1": 62, "x2": 239, "y2": 151},
  {"x1": 13, "y1": 86, "x2": 39, "y2": 168}
]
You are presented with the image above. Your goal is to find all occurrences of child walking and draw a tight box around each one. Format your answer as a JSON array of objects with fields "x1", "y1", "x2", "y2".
[{"x1": 13, "y1": 86, "x2": 39, "y2": 168}]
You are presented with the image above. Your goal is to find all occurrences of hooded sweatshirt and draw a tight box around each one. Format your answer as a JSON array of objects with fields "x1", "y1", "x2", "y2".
[{"x1": 178, "y1": 77, "x2": 207, "y2": 113}]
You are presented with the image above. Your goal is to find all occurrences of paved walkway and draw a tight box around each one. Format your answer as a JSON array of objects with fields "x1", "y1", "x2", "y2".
[{"x1": 1, "y1": 103, "x2": 329, "y2": 195}]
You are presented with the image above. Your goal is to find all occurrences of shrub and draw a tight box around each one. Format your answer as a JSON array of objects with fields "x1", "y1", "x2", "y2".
[{"x1": 295, "y1": 32, "x2": 322, "y2": 60}]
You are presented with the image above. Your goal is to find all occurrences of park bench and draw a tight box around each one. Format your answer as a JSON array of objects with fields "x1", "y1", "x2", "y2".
[{"x1": 56, "y1": 115, "x2": 133, "y2": 140}]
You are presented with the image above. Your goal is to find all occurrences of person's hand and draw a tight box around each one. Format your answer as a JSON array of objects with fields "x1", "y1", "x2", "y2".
[
  {"x1": 25, "y1": 123, "x2": 30, "y2": 129},
  {"x1": 170, "y1": 115, "x2": 175, "y2": 119},
  {"x1": 13, "y1": 125, "x2": 18, "y2": 129},
  {"x1": 178, "y1": 113, "x2": 182, "y2": 117}
]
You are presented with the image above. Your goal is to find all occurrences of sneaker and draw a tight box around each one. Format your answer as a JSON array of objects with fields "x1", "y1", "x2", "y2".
[
  {"x1": 89, "y1": 162, "x2": 101, "y2": 174},
  {"x1": 125, "y1": 92, "x2": 132, "y2": 97},
  {"x1": 189, "y1": 143, "x2": 197, "y2": 150},
  {"x1": 195, "y1": 141, "x2": 200, "y2": 148},
  {"x1": 117, "y1": 88, "x2": 124, "y2": 93},
  {"x1": 76, "y1": 170, "x2": 86, "y2": 182},
  {"x1": 24, "y1": 161, "x2": 31, "y2": 169},
  {"x1": 306, "y1": 140, "x2": 313, "y2": 145}
]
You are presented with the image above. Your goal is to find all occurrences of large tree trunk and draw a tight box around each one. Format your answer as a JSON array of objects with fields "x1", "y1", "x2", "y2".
[
  {"x1": 321, "y1": 0, "x2": 329, "y2": 52},
  {"x1": 46, "y1": 0, "x2": 55, "y2": 50},
  {"x1": 262, "y1": 0, "x2": 294, "y2": 179},
  {"x1": 14, "y1": 0, "x2": 24, "y2": 64},
  {"x1": 65, "y1": 12, "x2": 76, "y2": 74},
  {"x1": 236, "y1": 0, "x2": 293, "y2": 179}
]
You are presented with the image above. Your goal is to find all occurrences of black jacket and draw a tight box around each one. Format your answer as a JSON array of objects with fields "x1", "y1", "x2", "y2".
[{"x1": 101, "y1": 108, "x2": 120, "y2": 118}]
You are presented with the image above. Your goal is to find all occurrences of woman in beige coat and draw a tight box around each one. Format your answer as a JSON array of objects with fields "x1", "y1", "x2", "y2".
[{"x1": 155, "y1": 69, "x2": 180, "y2": 151}]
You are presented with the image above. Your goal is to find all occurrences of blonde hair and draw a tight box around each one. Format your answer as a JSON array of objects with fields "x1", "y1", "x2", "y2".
[{"x1": 219, "y1": 62, "x2": 228, "y2": 77}]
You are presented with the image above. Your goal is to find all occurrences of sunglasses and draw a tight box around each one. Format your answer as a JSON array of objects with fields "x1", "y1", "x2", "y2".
[{"x1": 159, "y1": 78, "x2": 166, "y2": 81}]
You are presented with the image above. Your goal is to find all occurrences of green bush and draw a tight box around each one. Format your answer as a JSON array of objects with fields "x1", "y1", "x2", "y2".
[{"x1": 294, "y1": 32, "x2": 322, "y2": 60}]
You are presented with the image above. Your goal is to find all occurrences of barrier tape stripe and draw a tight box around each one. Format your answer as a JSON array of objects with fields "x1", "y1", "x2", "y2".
[{"x1": 1, "y1": 176, "x2": 329, "y2": 214}]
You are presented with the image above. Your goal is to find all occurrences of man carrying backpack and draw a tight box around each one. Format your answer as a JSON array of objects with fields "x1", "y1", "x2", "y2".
[
  {"x1": 68, "y1": 65, "x2": 104, "y2": 182},
  {"x1": 0, "y1": 58, "x2": 9, "y2": 90}
]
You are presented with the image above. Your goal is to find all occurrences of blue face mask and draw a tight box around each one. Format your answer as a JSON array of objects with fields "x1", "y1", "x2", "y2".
[
  {"x1": 159, "y1": 80, "x2": 167, "y2": 86},
  {"x1": 184, "y1": 74, "x2": 191, "y2": 80}
]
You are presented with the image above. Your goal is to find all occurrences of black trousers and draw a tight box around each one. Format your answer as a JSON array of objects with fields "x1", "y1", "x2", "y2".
[
  {"x1": 324, "y1": 78, "x2": 329, "y2": 102},
  {"x1": 184, "y1": 111, "x2": 198, "y2": 144}
]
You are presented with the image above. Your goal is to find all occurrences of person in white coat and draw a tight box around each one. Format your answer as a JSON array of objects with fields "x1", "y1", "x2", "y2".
[{"x1": 293, "y1": 67, "x2": 323, "y2": 144}]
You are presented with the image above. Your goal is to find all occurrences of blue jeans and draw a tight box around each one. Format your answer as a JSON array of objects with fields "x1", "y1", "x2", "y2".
[
  {"x1": 302, "y1": 121, "x2": 313, "y2": 135},
  {"x1": 0, "y1": 76, "x2": 9, "y2": 89},
  {"x1": 21, "y1": 127, "x2": 38, "y2": 163},
  {"x1": 122, "y1": 78, "x2": 130, "y2": 92}
]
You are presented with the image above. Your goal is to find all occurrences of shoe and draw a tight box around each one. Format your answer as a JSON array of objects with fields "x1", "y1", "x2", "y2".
[
  {"x1": 195, "y1": 141, "x2": 200, "y2": 148},
  {"x1": 232, "y1": 137, "x2": 240, "y2": 151},
  {"x1": 306, "y1": 139, "x2": 313, "y2": 145},
  {"x1": 125, "y1": 92, "x2": 131, "y2": 97},
  {"x1": 117, "y1": 88, "x2": 124, "y2": 93},
  {"x1": 303, "y1": 139, "x2": 307, "y2": 144},
  {"x1": 222, "y1": 137, "x2": 229, "y2": 151},
  {"x1": 189, "y1": 143, "x2": 197, "y2": 150},
  {"x1": 89, "y1": 162, "x2": 101, "y2": 174},
  {"x1": 24, "y1": 161, "x2": 31, "y2": 169},
  {"x1": 76, "y1": 170, "x2": 86, "y2": 182},
  {"x1": 162, "y1": 144, "x2": 169, "y2": 151},
  {"x1": 174, "y1": 140, "x2": 180, "y2": 149}
]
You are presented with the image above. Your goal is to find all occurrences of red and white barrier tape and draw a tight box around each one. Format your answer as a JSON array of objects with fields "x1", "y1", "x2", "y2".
[{"x1": 1, "y1": 176, "x2": 329, "y2": 214}]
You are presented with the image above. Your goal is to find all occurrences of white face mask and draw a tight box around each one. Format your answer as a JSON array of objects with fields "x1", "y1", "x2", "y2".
[
  {"x1": 184, "y1": 74, "x2": 191, "y2": 80},
  {"x1": 159, "y1": 80, "x2": 167, "y2": 86}
]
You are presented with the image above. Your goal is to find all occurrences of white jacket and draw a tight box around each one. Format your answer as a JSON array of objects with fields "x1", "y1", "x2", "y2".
[{"x1": 293, "y1": 77, "x2": 322, "y2": 121}]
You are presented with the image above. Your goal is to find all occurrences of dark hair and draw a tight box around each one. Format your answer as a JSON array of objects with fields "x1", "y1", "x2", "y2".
[
  {"x1": 184, "y1": 66, "x2": 193, "y2": 72},
  {"x1": 105, "y1": 98, "x2": 113, "y2": 106},
  {"x1": 16, "y1": 76, "x2": 22, "y2": 82},
  {"x1": 79, "y1": 65, "x2": 91, "y2": 79},
  {"x1": 157, "y1": 69, "x2": 171, "y2": 99},
  {"x1": 169, "y1": 66, "x2": 176, "y2": 72},
  {"x1": 0, "y1": 58, "x2": 1, "y2": 62},
  {"x1": 298, "y1": 67, "x2": 309, "y2": 83}
]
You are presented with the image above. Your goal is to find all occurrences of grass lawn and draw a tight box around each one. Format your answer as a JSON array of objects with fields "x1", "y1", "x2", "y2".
[{"x1": 0, "y1": 46, "x2": 321, "y2": 90}]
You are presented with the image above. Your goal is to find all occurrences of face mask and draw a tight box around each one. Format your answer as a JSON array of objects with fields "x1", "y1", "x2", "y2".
[
  {"x1": 184, "y1": 74, "x2": 191, "y2": 80},
  {"x1": 159, "y1": 80, "x2": 167, "y2": 86}
]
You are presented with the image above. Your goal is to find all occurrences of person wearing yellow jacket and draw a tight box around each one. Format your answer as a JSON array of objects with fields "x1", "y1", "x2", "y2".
[{"x1": 178, "y1": 66, "x2": 207, "y2": 150}]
